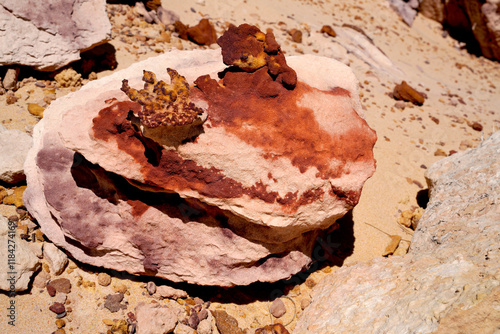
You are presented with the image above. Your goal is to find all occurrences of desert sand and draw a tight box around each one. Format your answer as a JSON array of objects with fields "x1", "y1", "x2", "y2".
[{"x1": 0, "y1": 0, "x2": 499, "y2": 333}]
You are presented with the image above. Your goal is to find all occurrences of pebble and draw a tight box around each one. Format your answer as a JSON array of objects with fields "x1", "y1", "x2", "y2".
[
  {"x1": 321, "y1": 25, "x2": 337, "y2": 37},
  {"x1": 156, "y1": 285, "x2": 188, "y2": 299},
  {"x1": 174, "y1": 323, "x2": 196, "y2": 334},
  {"x1": 35, "y1": 81, "x2": 46, "y2": 88},
  {"x1": 255, "y1": 323, "x2": 290, "y2": 334},
  {"x1": 212, "y1": 310, "x2": 245, "y2": 334},
  {"x1": 289, "y1": 29, "x2": 302, "y2": 43},
  {"x1": 2, "y1": 67, "x2": 20, "y2": 90},
  {"x1": 55, "y1": 292, "x2": 67, "y2": 304},
  {"x1": 47, "y1": 284, "x2": 57, "y2": 297},
  {"x1": 188, "y1": 311, "x2": 200, "y2": 329},
  {"x1": 470, "y1": 121, "x2": 483, "y2": 131},
  {"x1": 33, "y1": 270, "x2": 50, "y2": 288},
  {"x1": 53, "y1": 329, "x2": 66, "y2": 334},
  {"x1": 393, "y1": 81, "x2": 425, "y2": 106},
  {"x1": 55, "y1": 311, "x2": 67, "y2": 319},
  {"x1": 49, "y1": 302, "x2": 66, "y2": 314},
  {"x1": 382, "y1": 235, "x2": 402, "y2": 257},
  {"x1": 196, "y1": 318, "x2": 212, "y2": 334},
  {"x1": 198, "y1": 308, "x2": 208, "y2": 321},
  {"x1": 28, "y1": 103, "x2": 45, "y2": 118},
  {"x1": 305, "y1": 278, "x2": 317, "y2": 288},
  {"x1": 48, "y1": 278, "x2": 72, "y2": 294},
  {"x1": 394, "y1": 101, "x2": 406, "y2": 110},
  {"x1": 43, "y1": 243, "x2": 69, "y2": 275},
  {"x1": 97, "y1": 272, "x2": 112, "y2": 286},
  {"x1": 146, "y1": 281, "x2": 156, "y2": 294},
  {"x1": 55, "y1": 318, "x2": 66, "y2": 328},
  {"x1": 113, "y1": 282, "x2": 128, "y2": 294},
  {"x1": 270, "y1": 298, "x2": 286, "y2": 318},
  {"x1": 2, "y1": 186, "x2": 26, "y2": 207},
  {"x1": 104, "y1": 293, "x2": 127, "y2": 313}
]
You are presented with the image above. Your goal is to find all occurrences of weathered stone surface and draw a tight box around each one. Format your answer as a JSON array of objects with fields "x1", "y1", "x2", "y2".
[
  {"x1": 419, "y1": 0, "x2": 500, "y2": 61},
  {"x1": 0, "y1": 0, "x2": 111, "y2": 71},
  {"x1": 23, "y1": 47, "x2": 376, "y2": 286},
  {"x1": 0, "y1": 124, "x2": 33, "y2": 183},
  {"x1": 135, "y1": 302, "x2": 180, "y2": 334},
  {"x1": 294, "y1": 131, "x2": 500, "y2": 333},
  {"x1": 0, "y1": 215, "x2": 40, "y2": 291},
  {"x1": 43, "y1": 242, "x2": 68, "y2": 275}
]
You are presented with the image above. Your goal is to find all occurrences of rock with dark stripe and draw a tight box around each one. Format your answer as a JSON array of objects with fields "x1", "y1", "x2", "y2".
[{"x1": 23, "y1": 49, "x2": 376, "y2": 286}]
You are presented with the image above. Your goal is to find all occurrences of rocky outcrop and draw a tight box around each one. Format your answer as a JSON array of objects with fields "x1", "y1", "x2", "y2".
[
  {"x1": 294, "y1": 131, "x2": 500, "y2": 333},
  {"x1": 419, "y1": 0, "x2": 500, "y2": 61},
  {"x1": 0, "y1": 0, "x2": 111, "y2": 71},
  {"x1": 0, "y1": 124, "x2": 33, "y2": 183},
  {"x1": 23, "y1": 26, "x2": 376, "y2": 286}
]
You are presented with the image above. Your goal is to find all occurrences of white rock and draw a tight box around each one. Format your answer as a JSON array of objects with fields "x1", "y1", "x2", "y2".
[
  {"x1": 0, "y1": 0, "x2": 111, "y2": 71},
  {"x1": 43, "y1": 242, "x2": 68, "y2": 275},
  {"x1": 135, "y1": 302, "x2": 180, "y2": 334},
  {"x1": 294, "y1": 131, "x2": 500, "y2": 334},
  {"x1": 156, "y1": 285, "x2": 188, "y2": 299},
  {"x1": 0, "y1": 216, "x2": 40, "y2": 291},
  {"x1": 2, "y1": 68, "x2": 19, "y2": 90},
  {"x1": 197, "y1": 318, "x2": 212, "y2": 334},
  {"x1": 0, "y1": 126, "x2": 32, "y2": 183}
]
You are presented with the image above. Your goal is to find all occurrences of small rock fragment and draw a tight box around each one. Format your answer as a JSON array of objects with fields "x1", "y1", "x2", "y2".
[
  {"x1": 2, "y1": 186, "x2": 26, "y2": 207},
  {"x1": 174, "y1": 323, "x2": 196, "y2": 334},
  {"x1": 186, "y1": 18, "x2": 217, "y2": 46},
  {"x1": 321, "y1": 25, "x2": 337, "y2": 37},
  {"x1": 54, "y1": 68, "x2": 82, "y2": 88},
  {"x1": 398, "y1": 207, "x2": 424, "y2": 230},
  {"x1": 55, "y1": 318, "x2": 66, "y2": 328},
  {"x1": 434, "y1": 148, "x2": 447, "y2": 157},
  {"x1": 212, "y1": 310, "x2": 245, "y2": 334},
  {"x1": 196, "y1": 318, "x2": 212, "y2": 334},
  {"x1": 255, "y1": 323, "x2": 290, "y2": 334},
  {"x1": 470, "y1": 122, "x2": 483, "y2": 132},
  {"x1": 393, "y1": 239, "x2": 411, "y2": 256},
  {"x1": 110, "y1": 319, "x2": 129, "y2": 334},
  {"x1": 289, "y1": 29, "x2": 302, "y2": 43},
  {"x1": 3, "y1": 67, "x2": 20, "y2": 90},
  {"x1": 188, "y1": 310, "x2": 200, "y2": 329},
  {"x1": 157, "y1": 7, "x2": 179, "y2": 26},
  {"x1": 48, "y1": 278, "x2": 71, "y2": 294},
  {"x1": 146, "y1": 281, "x2": 156, "y2": 294},
  {"x1": 393, "y1": 81, "x2": 425, "y2": 106},
  {"x1": 270, "y1": 298, "x2": 286, "y2": 318},
  {"x1": 43, "y1": 243, "x2": 68, "y2": 275},
  {"x1": 97, "y1": 272, "x2": 112, "y2": 286},
  {"x1": 135, "y1": 302, "x2": 179, "y2": 334},
  {"x1": 33, "y1": 270, "x2": 50, "y2": 289},
  {"x1": 28, "y1": 103, "x2": 45, "y2": 118},
  {"x1": 49, "y1": 302, "x2": 66, "y2": 314},
  {"x1": 47, "y1": 284, "x2": 57, "y2": 297},
  {"x1": 156, "y1": 285, "x2": 188, "y2": 299},
  {"x1": 104, "y1": 293, "x2": 127, "y2": 313},
  {"x1": 55, "y1": 292, "x2": 67, "y2": 304},
  {"x1": 382, "y1": 235, "x2": 402, "y2": 257}
]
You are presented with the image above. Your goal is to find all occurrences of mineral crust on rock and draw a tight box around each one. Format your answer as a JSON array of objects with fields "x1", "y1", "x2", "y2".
[
  {"x1": 294, "y1": 131, "x2": 500, "y2": 334},
  {"x1": 0, "y1": 0, "x2": 111, "y2": 71},
  {"x1": 24, "y1": 25, "x2": 376, "y2": 286}
]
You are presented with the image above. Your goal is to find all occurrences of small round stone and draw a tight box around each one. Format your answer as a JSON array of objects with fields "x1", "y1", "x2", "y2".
[
  {"x1": 55, "y1": 318, "x2": 66, "y2": 328},
  {"x1": 270, "y1": 298, "x2": 286, "y2": 318},
  {"x1": 49, "y1": 302, "x2": 66, "y2": 314},
  {"x1": 97, "y1": 273, "x2": 112, "y2": 286}
]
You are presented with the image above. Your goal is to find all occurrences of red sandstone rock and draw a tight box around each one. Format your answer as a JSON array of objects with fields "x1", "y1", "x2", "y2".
[
  {"x1": 23, "y1": 47, "x2": 376, "y2": 286},
  {"x1": 393, "y1": 80, "x2": 425, "y2": 106}
]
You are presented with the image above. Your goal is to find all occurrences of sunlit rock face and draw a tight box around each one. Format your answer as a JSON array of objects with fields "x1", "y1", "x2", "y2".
[{"x1": 24, "y1": 25, "x2": 376, "y2": 286}]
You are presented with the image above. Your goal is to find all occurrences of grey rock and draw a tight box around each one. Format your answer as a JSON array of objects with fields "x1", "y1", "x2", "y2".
[
  {"x1": 0, "y1": 0, "x2": 111, "y2": 71},
  {"x1": 104, "y1": 292, "x2": 127, "y2": 313},
  {"x1": 388, "y1": 0, "x2": 421, "y2": 26},
  {"x1": 294, "y1": 131, "x2": 500, "y2": 334},
  {"x1": 0, "y1": 215, "x2": 41, "y2": 291},
  {"x1": 146, "y1": 281, "x2": 156, "y2": 295},
  {"x1": 157, "y1": 7, "x2": 180, "y2": 26},
  {"x1": 0, "y1": 126, "x2": 32, "y2": 183}
]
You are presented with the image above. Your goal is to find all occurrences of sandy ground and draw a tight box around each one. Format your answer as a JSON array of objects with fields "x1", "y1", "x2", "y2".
[{"x1": 1, "y1": 0, "x2": 499, "y2": 333}]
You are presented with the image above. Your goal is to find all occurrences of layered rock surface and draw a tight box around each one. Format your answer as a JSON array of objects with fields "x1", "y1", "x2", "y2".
[
  {"x1": 294, "y1": 131, "x2": 500, "y2": 333},
  {"x1": 0, "y1": 0, "x2": 111, "y2": 71},
  {"x1": 23, "y1": 47, "x2": 376, "y2": 286}
]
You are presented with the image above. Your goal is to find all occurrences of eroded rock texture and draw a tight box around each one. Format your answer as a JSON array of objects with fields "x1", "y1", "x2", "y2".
[
  {"x1": 294, "y1": 131, "x2": 500, "y2": 333},
  {"x1": 419, "y1": 0, "x2": 500, "y2": 61},
  {"x1": 23, "y1": 47, "x2": 376, "y2": 286},
  {"x1": 0, "y1": 0, "x2": 111, "y2": 71}
]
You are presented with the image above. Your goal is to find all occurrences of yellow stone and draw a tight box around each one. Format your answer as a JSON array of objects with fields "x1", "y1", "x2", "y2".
[
  {"x1": 3, "y1": 186, "x2": 27, "y2": 208},
  {"x1": 383, "y1": 235, "x2": 402, "y2": 257},
  {"x1": 55, "y1": 319, "x2": 66, "y2": 328},
  {"x1": 28, "y1": 103, "x2": 45, "y2": 118}
]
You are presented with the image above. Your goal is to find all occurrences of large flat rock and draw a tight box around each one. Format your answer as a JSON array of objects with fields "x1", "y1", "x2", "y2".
[{"x1": 24, "y1": 49, "x2": 376, "y2": 286}]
